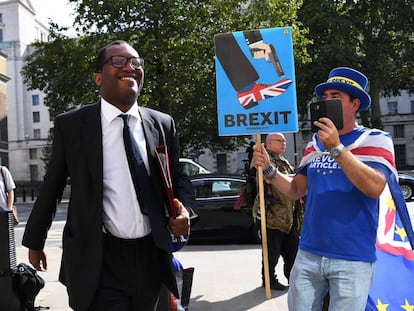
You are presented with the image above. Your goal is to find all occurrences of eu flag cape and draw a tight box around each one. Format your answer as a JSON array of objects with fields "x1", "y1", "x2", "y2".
[{"x1": 365, "y1": 182, "x2": 414, "y2": 310}]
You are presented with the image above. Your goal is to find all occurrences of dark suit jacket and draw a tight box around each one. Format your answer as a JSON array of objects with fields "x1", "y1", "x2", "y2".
[{"x1": 22, "y1": 103, "x2": 196, "y2": 311}]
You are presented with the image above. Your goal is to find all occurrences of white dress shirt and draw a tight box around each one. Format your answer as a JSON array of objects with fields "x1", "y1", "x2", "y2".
[{"x1": 100, "y1": 98, "x2": 151, "y2": 239}]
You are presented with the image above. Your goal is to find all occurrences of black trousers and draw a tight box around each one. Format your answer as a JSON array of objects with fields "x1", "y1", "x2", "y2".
[
  {"x1": 261, "y1": 226, "x2": 299, "y2": 283},
  {"x1": 88, "y1": 233, "x2": 162, "y2": 311}
]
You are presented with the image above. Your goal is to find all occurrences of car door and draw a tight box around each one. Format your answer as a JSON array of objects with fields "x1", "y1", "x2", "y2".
[{"x1": 190, "y1": 177, "x2": 252, "y2": 243}]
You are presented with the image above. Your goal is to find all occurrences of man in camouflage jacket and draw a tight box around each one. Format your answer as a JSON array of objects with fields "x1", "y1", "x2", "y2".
[{"x1": 252, "y1": 133, "x2": 303, "y2": 290}]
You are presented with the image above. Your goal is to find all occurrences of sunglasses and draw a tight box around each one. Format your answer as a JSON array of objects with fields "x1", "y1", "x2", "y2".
[
  {"x1": 270, "y1": 139, "x2": 286, "y2": 143},
  {"x1": 101, "y1": 55, "x2": 144, "y2": 70}
]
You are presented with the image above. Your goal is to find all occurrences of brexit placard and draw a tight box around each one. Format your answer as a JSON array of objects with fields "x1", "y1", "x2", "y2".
[{"x1": 215, "y1": 27, "x2": 298, "y2": 136}]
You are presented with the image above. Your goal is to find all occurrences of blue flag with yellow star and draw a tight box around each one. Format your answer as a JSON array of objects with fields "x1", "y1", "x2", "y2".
[{"x1": 366, "y1": 178, "x2": 414, "y2": 311}]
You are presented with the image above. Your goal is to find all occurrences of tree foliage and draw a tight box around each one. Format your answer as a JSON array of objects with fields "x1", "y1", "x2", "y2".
[
  {"x1": 297, "y1": 0, "x2": 414, "y2": 128},
  {"x1": 22, "y1": 0, "x2": 414, "y2": 162},
  {"x1": 22, "y1": 0, "x2": 310, "y2": 158},
  {"x1": 23, "y1": 24, "x2": 100, "y2": 115}
]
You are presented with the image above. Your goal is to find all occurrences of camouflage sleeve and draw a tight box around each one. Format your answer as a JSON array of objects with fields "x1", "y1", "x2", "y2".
[{"x1": 252, "y1": 194, "x2": 260, "y2": 219}]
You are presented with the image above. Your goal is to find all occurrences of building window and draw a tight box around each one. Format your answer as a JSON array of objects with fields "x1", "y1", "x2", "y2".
[
  {"x1": 30, "y1": 165, "x2": 39, "y2": 181},
  {"x1": 33, "y1": 129, "x2": 41, "y2": 139},
  {"x1": 411, "y1": 100, "x2": 414, "y2": 114},
  {"x1": 32, "y1": 95, "x2": 40, "y2": 106},
  {"x1": 29, "y1": 148, "x2": 38, "y2": 160},
  {"x1": 33, "y1": 111, "x2": 40, "y2": 123},
  {"x1": 49, "y1": 111, "x2": 55, "y2": 122},
  {"x1": 394, "y1": 144, "x2": 406, "y2": 167},
  {"x1": 237, "y1": 152, "x2": 247, "y2": 174},
  {"x1": 393, "y1": 124, "x2": 404, "y2": 138},
  {"x1": 0, "y1": 29, "x2": 3, "y2": 43},
  {"x1": 216, "y1": 154, "x2": 227, "y2": 174},
  {"x1": 0, "y1": 14, "x2": 3, "y2": 23},
  {"x1": 387, "y1": 101, "x2": 398, "y2": 115}
]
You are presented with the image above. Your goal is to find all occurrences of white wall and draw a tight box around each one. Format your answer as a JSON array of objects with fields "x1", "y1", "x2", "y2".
[{"x1": 0, "y1": 0, "x2": 50, "y2": 181}]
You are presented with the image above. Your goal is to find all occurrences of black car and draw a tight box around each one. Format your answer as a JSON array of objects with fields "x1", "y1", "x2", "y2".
[
  {"x1": 188, "y1": 174, "x2": 260, "y2": 244},
  {"x1": 399, "y1": 173, "x2": 414, "y2": 201}
]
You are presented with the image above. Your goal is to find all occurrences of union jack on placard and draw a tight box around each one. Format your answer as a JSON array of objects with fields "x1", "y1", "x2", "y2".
[{"x1": 237, "y1": 78, "x2": 292, "y2": 109}]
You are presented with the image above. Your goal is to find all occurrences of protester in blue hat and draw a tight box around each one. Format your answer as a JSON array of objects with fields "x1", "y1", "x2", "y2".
[{"x1": 252, "y1": 67, "x2": 398, "y2": 310}]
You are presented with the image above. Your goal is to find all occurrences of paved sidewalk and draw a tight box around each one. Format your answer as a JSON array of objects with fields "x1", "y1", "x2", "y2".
[{"x1": 16, "y1": 244, "x2": 288, "y2": 311}]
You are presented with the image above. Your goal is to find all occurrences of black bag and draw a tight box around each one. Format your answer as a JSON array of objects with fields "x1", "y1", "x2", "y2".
[{"x1": 13, "y1": 263, "x2": 45, "y2": 311}]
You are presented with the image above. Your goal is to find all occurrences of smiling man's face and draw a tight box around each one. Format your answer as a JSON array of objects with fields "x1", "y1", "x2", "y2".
[{"x1": 94, "y1": 42, "x2": 144, "y2": 112}]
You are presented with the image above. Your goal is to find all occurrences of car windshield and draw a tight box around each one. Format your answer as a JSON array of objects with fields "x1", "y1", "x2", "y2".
[
  {"x1": 192, "y1": 178, "x2": 244, "y2": 198},
  {"x1": 179, "y1": 159, "x2": 210, "y2": 176}
]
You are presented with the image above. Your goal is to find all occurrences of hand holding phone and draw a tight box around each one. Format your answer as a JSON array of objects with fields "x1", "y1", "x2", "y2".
[{"x1": 310, "y1": 99, "x2": 344, "y2": 132}]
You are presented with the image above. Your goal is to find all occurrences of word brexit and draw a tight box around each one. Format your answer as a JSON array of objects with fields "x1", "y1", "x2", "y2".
[{"x1": 224, "y1": 110, "x2": 293, "y2": 127}]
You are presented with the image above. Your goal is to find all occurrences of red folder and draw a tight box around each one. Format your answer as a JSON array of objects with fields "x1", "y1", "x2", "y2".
[{"x1": 155, "y1": 145, "x2": 177, "y2": 218}]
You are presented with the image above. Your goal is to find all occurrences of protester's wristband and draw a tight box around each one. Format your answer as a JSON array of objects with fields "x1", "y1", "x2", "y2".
[
  {"x1": 265, "y1": 167, "x2": 278, "y2": 181},
  {"x1": 263, "y1": 164, "x2": 278, "y2": 181},
  {"x1": 263, "y1": 164, "x2": 274, "y2": 176}
]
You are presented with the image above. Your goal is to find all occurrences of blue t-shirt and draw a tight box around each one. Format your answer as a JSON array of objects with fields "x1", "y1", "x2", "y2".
[{"x1": 297, "y1": 127, "x2": 393, "y2": 262}]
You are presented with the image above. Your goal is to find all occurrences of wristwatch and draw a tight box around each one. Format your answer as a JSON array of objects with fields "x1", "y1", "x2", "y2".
[{"x1": 329, "y1": 143, "x2": 345, "y2": 158}]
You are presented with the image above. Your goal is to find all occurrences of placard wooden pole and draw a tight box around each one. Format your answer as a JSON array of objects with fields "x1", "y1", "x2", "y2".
[{"x1": 256, "y1": 133, "x2": 271, "y2": 299}]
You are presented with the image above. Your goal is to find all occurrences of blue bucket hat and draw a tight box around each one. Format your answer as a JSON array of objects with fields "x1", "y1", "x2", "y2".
[{"x1": 314, "y1": 67, "x2": 371, "y2": 111}]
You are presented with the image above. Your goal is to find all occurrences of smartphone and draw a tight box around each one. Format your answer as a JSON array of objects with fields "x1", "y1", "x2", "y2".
[{"x1": 310, "y1": 99, "x2": 344, "y2": 132}]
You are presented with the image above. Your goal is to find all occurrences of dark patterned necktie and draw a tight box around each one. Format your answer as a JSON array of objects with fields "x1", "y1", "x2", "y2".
[
  {"x1": 119, "y1": 114, "x2": 173, "y2": 251},
  {"x1": 119, "y1": 114, "x2": 149, "y2": 214}
]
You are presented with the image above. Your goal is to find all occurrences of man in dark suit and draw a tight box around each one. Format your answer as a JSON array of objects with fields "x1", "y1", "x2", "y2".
[{"x1": 22, "y1": 40, "x2": 197, "y2": 311}]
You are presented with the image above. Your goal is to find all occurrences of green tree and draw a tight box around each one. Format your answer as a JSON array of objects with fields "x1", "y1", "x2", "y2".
[
  {"x1": 298, "y1": 0, "x2": 414, "y2": 128},
  {"x1": 22, "y1": 0, "x2": 310, "y2": 158}
]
